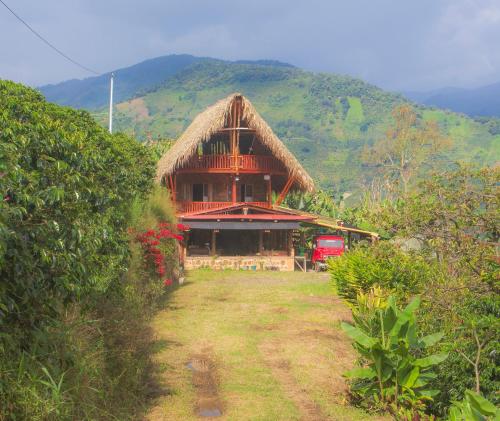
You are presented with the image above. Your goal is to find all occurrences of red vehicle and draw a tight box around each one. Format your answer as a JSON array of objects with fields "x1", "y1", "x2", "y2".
[{"x1": 311, "y1": 235, "x2": 345, "y2": 271}]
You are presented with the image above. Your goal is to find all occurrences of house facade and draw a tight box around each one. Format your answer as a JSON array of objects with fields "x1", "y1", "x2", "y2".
[{"x1": 156, "y1": 93, "x2": 315, "y2": 271}]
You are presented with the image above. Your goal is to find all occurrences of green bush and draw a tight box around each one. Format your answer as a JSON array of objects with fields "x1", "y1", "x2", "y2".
[
  {"x1": 0, "y1": 80, "x2": 155, "y2": 334},
  {"x1": 422, "y1": 293, "x2": 500, "y2": 416},
  {"x1": 328, "y1": 242, "x2": 432, "y2": 303},
  {"x1": 0, "y1": 80, "x2": 171, "y2": 420}
]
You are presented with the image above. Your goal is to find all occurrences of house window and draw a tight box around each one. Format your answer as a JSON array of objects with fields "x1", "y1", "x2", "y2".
[
  {"x1": 240, "y1": 184, "x2": 253, "y2": 202},
  {"x1": 193, "y1": 183, "x2": 209, "y2": 202}
]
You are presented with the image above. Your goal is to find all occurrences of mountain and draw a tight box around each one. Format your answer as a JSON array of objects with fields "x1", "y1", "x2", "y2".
[
  {"x1": 404, "y1": 82, "x2": 500, "y2": 117},
  {"x1": 38, "y1": 55, "x2": 500, "y2": 197},
  {"x1": 38, "y1": 55, "x2": 295, "y2": 109}
]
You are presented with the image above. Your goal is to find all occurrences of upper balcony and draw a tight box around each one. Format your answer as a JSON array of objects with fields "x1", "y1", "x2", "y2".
[{"x1": 176, "y1": 154, "x2": 287, "y2": 175}]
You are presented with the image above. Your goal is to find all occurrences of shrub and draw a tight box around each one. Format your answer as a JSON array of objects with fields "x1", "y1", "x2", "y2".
[
  {"x1": 342, "y1": 294, "x2": 447, "y2": 419},
  {"x1": 0, "y1": 80, "x2": 171, "y2": 420},
  {"x1": 328, "y1": 242, "x2": 432, "y2": 303}
]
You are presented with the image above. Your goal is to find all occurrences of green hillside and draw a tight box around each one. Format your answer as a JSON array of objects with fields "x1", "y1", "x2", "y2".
[{"x1": 88, "y1": 60, "x2": 498, "y2": 195}]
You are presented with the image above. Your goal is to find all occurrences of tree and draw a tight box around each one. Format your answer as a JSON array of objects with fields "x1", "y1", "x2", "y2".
[{"x1": 364, "y1": 104, "x2": 451, "y2": 195}]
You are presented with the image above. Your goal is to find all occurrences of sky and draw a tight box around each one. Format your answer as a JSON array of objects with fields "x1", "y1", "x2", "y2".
[{"x1": 1, "y1": 0, "x2": 500, "y2": 92}]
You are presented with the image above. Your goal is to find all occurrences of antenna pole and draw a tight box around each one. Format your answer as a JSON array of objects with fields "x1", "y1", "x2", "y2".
[{"x1": 108, "y1": 73, "x2": 114, "y2": 133}]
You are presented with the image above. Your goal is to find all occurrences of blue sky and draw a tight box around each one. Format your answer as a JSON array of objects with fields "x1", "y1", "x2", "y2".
[{"x1": 1, "y1": 0, "x2": 499, "y2": 91}]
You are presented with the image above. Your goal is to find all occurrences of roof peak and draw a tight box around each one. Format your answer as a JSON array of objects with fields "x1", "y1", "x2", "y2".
[{"x1": 156, "y1": 94, "x2": 315, "y2": 192}]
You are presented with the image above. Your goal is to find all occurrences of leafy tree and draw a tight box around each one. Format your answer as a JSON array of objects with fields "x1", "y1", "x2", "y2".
[{"x1": 363, "y1": 104, "x2": 451, "y2": 195}]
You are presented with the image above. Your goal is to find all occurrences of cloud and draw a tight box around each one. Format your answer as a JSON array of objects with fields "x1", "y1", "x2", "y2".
[{"x1": 0, "y1": 0, "x2": 499, "y2": 91}]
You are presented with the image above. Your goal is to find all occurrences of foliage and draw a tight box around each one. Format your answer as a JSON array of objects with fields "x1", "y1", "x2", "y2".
[
  {"x1": 328, "y1": 242, "x2": 432, "y2": 303},
  {"x1": 0, "y1": 80, "x2": 175, "y2": 420},
  {"x1": 363, "y1": 104, "x2": 452, "y2": 195},
  {"x1": 342, "y1": 295, "x2": 447, "y2": 418},
  {"x1": 338, "y1": 165, "x2": 499, "y2": 418},
  {"x1": 377, "y1": 164, "x2": 499, "y2": 286},
  {"x1": 283, "y1": 190, "x2": 338, "y2": 218},
  {"x1": 448, "y1": 390, "x2": 499, "y2": 421},
  {"x1": 144, "y1": 137, "x2": 175, "y2": 160},
  {"x1": 0, "y1": 80, "x2": 155, "y2": 335},
  {"x1": 423, "y1": 293, "x2": 500, "y2": 415}
]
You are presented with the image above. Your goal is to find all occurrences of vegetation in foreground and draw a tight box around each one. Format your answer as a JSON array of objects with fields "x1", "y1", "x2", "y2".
[
  {"x1": 327, "y1": 163, "x2": 499, "y2": 419},
  {"x1": 0, "y1": 80, "x2": 179, "y2": 420}
]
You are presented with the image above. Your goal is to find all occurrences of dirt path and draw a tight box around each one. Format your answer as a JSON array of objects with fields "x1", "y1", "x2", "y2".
[{"x1": 144, "y1": 270, "x2": 388, "y2": 421}]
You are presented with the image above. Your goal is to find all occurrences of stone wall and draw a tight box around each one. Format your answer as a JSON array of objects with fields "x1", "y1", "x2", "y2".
[{"x1": 185, "y1": 255, "x2": 295, "y2": 271}]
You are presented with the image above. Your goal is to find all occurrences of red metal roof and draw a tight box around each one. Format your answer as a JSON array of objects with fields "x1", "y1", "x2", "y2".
[{"x1": 180, "y1": 213, "x2": 315, "y2": 221}]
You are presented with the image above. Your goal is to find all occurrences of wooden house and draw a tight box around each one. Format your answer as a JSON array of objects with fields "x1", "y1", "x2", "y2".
[{"x1": 156, "y1": 93, "x2": 316, "y2": 271}]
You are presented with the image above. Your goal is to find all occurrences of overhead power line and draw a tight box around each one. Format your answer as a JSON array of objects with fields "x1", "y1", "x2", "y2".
[{"x1": 0, "y1": 0, "x2": 100, "y2": 75}]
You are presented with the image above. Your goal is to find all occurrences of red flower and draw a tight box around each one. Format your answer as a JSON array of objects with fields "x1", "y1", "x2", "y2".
[
  {"x1": 163, "y1": 279, "x2": 173, "y2": 286},
  {"x1": 177, "y1": 223, "x2": 190, "y2": 231}
]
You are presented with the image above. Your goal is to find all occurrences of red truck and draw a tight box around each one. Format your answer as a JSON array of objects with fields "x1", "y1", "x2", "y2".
[{"x1": 311, "y1": 235, "x2": 345, "y2": 271}]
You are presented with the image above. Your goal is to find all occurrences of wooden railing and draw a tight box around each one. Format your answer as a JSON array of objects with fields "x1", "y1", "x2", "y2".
[
  {"x1": 178, "y1": 201, "x2": 270, "y2": 214},
  {"x1": 179, "y1": 154, "x2": 286, "y2": 174}
]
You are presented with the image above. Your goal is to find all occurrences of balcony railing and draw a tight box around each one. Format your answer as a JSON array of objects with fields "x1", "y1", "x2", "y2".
[
  {"x1": 178, "y1": 201, "x2": 270, "y2": 214},
  {"x1": 178, "y1": 154, "x2": 286, "y2": 174}
]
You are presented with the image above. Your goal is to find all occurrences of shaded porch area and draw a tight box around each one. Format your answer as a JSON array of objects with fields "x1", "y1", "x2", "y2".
[{"x1": 185, "y1": 228, "x2": 293, "y2": 257}]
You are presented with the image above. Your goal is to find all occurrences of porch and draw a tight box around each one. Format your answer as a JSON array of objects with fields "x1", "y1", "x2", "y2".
[{"x1": 177, "y1": 154, "x2": 287, "y2": 175}]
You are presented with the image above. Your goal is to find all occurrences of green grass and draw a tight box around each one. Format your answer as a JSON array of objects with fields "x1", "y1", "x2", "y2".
[{"x1": 145, "y1": 270, "x2": 389, "y2": 421}]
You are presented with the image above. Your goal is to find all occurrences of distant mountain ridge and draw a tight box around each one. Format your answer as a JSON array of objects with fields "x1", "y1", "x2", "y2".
[
  {"x1": 404, "y1": 81, "x2": 500, "y2": 117},
  {"x1": 37, "y1": 54, "x2": 499, "y2": 198},
  {"x1": 39, "y1": 54, "x2": 295, "y2": 109}
]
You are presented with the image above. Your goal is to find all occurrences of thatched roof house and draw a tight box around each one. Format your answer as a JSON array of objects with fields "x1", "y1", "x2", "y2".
[{"x1": 156, "y1": 93, "x2": 314, "y2": 192}]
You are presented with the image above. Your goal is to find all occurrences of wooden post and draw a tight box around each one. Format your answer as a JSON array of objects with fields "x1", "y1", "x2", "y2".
[
  {"x1": 266, "y1": 176, "x2": 272, "y2": 206},
  {"x1": 211, "y1": 230, "x2": 216, "y2": 256},
  {"x1": 231, "y1": 176, "x2": 237, "y2": 203},
  {"x1": 288, "y1": 230, "x2": 294, "y2": 257},
  {"x1": 348, "y1": 231, "x2": 352, "y2": 251},
  {"x1": 274, "y1": 177, "x2": 294, "y2": 207},
  {"x1": 172, "y1": 175, "x2": 177, "y2": 203},
  {"x1": 258, "y1": 230, "x2": 263, "y2": 255}
]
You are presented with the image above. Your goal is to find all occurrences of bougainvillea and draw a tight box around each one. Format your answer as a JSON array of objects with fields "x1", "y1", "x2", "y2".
[{"x1": 134, "y1": 222, "x2": 188, "y2": 286}]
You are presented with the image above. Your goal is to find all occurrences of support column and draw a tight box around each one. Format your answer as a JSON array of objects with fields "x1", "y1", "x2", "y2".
[
  {"x1": 266, "y1": 176, "x2": 272, "y2": 206},
  {"x1": 258, "y1": 230, "x2": 264, "y2": 255},
  {"x1": 288, "y1": 230, "x2": 294, "y2": 257},
  {"x1": 231, "y1": 176, "x2": 237, "y2": 203},
  {"x1": 211, "y1": 230, "x2": 217, "y2": 256}
]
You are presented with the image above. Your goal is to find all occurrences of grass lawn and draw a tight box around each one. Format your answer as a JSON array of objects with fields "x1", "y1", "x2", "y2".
[{"x1": 145, "y1": 270, "x2": 389, "y2": 421}]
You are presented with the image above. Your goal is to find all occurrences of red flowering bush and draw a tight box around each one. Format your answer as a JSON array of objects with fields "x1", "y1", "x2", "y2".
[{"x1": 133, "y1": 222, "x2": 189, "y2": 287}]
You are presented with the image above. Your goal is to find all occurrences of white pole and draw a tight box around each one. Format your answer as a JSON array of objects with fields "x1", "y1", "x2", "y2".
[{"x1": 108, "y1": 72, "x2": 114, "y2": 134}]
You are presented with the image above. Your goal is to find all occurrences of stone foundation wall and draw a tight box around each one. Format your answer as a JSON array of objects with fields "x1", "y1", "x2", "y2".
[{"x1": 185, "y1": 255, "x2": 294, "y2": 271}]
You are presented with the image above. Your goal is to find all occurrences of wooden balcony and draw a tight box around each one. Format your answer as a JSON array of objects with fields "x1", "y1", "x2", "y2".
[
  {"x1": 178, "y1": 201, "x2": 270, "y2": 214},
  {"x1": 177, "y1": 154, "x2": 287, "y2": 174}
]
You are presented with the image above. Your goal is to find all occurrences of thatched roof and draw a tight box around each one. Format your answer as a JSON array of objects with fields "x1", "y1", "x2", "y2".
[{"x1": 156, "y1": 93, "x2": 314, "y2": 192}]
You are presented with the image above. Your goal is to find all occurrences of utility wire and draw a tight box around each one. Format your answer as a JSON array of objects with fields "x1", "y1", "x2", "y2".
[{"x1": 0, "y1": 0, "x2": 100, "y2": 75}]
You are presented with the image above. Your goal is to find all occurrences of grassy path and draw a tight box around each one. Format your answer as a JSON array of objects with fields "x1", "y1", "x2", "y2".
[{"x1": 145, "y1": 270, "x2": 388, "y2": 421}]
